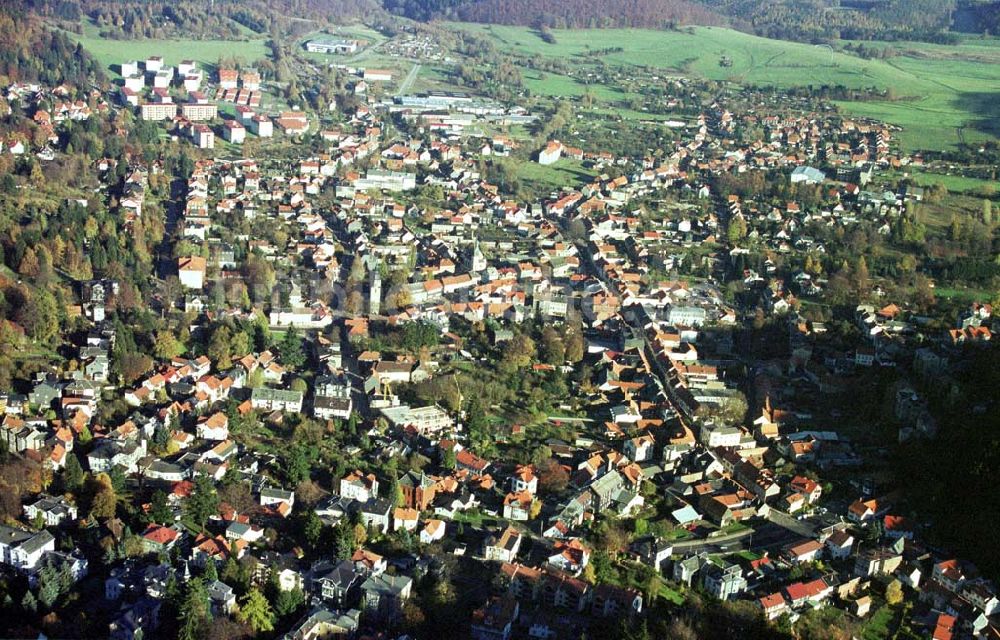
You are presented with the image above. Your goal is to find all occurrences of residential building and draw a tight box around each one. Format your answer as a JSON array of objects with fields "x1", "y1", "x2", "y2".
[
  {"x1": 177, "y1": 256, "x2": 206, "y2": 289},
  {"x1": 485, "y1": 527, "x2": 523, "y2": 563}
]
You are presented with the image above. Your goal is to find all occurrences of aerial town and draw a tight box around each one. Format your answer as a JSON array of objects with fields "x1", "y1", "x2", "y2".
[{"x1": 1, "y1": 2, "x2": 999, "y2": 640}]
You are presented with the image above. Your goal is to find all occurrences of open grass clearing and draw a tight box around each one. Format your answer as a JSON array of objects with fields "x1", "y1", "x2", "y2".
[{"x1": 66, "y1": 20, "x2": 269, "y2": 77}]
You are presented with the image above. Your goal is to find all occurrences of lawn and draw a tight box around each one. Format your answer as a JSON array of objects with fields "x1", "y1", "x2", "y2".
[
  {"x1": 932, "y1": 285, "x2": 995, "y2": 302},
  {"x1": 521, "y1": 69, "x2": 626, "y2": 101},
  {"x1": 658, "y1": 583, "x2": 686, "y2": 605},
  {"x1": 65, "y1": 21, "x2": 270, "y2": 76},
  {"x1": 515, "y1": 158, "x2": 598, "y2": 193},
  {"x1": 449, "y1": 23, "x2": 1000, "y2": 152},
  {"x1": 903, "y1": 169, "x2": 998, "y2": 195},
  {"x1": 861, "y1": 605, "x2": 897, "y2": 640}
]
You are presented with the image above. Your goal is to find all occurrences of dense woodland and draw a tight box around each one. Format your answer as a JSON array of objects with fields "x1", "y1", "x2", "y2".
[
  {"x1": 387, "y1": 0, "x2": 998, "y2": 41},
  {"x1": 703, "y1": 0, "x2": 963, "y2": 42},
  {"x1": 21, "y1": 0, "x2": 1000, "y2": 43},
  {"x1": 28, "y1": 0, "x2": 380, "y2": 39},
  {"x1": 0, "y1": 10, "x2": 104, "y2": 86},
  {"x1": 431, "y1": 0, "x2": 725, "y2": 29}
]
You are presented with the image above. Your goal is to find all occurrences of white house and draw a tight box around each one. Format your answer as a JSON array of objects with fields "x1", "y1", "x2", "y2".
[
  {"x1": 624, "y1": 435, "x2": 655, "y2": 462},
  {"x1": 0, "y1": 525, "x2": 55, "y2": 572},
  {"x1": 392, "y1": 508, "x2": 419, "y2": 532},
  {"x1": 538, "y1": 140, "x2": 563, "y2": 166},
  {"x1": 195, "y1": 413, "x2": 229, "y2": 441},
  {"x1": 340, "y1": 470, "x2": 378, "y2": 503},
  {"x1": 250, "y1": 115, "x2": 273, "y2": 138},
  {"x1": 178, "y1": 256, "x2": 206, "y2": 290},
  {"x1": 24, "y1": 496, "x2": 77, "y2": 527},
  {"x1": 547, "y1": 539, "x2": 590, "y2": 575},
  {"x1": 420, "y1": 520, "x2": 445, "y2": 544},
  {"x1": 485, "y1": 527, "x2": 522, "y2": 563},
  {"x1": 510, "y1": 465, "x2": 538, "y2": 495},
  {"x1": 223, "y1": 120, "x2": 246, "y2": 144}
]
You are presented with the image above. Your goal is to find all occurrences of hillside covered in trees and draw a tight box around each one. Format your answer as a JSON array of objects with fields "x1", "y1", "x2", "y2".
[
  {"x1": 22, "y1": 0, "x2": 1000, "y2": 43},
  {"x1": 0, "y1": 8, "x2": 105, "y2": 86},
  {"x1": 388, "y1": 0, "x2": 726, "y2": 29},
  {"x1": 28, "y1": 0, "x2": 380, "y2": 39},
  {"x1": 702, "y1": 0, "x2": 963, "y2": 43},
  {"x1": 386, "y1": 0, "x2": 1000, "y2": 42}
]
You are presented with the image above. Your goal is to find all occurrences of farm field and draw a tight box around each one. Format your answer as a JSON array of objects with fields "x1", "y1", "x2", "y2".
[
  {"x1": 448, "y1": 23, "x2": 1000, "y2": 152},
  {"x1": 64, "y1": 21, "x2": 269, "y2": 76}
]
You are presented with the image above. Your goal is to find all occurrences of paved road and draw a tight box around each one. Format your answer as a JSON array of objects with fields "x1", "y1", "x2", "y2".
[
  {"x1": 396, "y1": 63, "x2": 421, "y2": 96},
  {"x1": 766, "y1": 508, "x2": 820, "y2": 538},
  {"x1": 673, "y1": 528, "x2": 753, "y2": 552}
]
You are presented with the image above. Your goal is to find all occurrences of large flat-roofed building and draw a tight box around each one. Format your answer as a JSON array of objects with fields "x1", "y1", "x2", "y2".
[
  {"x1": 305, "y1": 38, "x2": 361, "y2": 54},
  {"x1": 362, "y1": 69, "x2": 393, "y2": 83},
  {"x1": 181, "y1": 102, "x2": 218, "y2": 121},
  {"x1": 140, "y1": 101, "x2": 177, "y2": 121},
  {"x1": 379, "y1": 404, "x2": 452, "y2": 436},
  {"x1": 353, "y1": 170, "x2": 416, "y2": 192}
]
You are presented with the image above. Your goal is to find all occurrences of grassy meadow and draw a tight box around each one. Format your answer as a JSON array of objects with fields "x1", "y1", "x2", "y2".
[
  {"x1": 65, "y1": 21, "x2": 270, "y2": 76},
  {"x1": 448, "y1": 23, "x2": 1000, "y2": 152},
  {"x1": 902, "y1": 169, "x2": 997, "y2": 195},
  {"x1": 515, "y1": 158, "x2": 598, "y2": 197}
]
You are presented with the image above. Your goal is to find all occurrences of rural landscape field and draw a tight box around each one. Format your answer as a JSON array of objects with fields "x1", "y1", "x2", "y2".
[{"x1": 0, "y1": 0, "x2": 998, "y2": 638}]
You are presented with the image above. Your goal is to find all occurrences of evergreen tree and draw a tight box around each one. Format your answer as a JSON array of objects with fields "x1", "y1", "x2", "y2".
[
  {"x1": 302, "y1": 510, "x2": 323, "y2": 550},
  {"x1": 203, "y1": 558, "x2": 218, "y2": 582},
  {"x1": 177, "y1": 577, "x2": 211, "y2": 640},
  {"x1": 148, "y1": 490, "x2": 172, "y2": 525},
  {"x1": 185, "y1": 475, "x2": 219, "y2": 530},
  {"x1": 441, "y1": 446, "x2": 456, "y2": 470},
  {"x1": 152, "y1": 424, "x2": 170, "y2": 450},
  {"x1": 334, "y1": 522, "x2": 356, "y2": 559},
  {"x1": 220, "y1": 556, "x2": 241, "y2": 589},
  {"x1": 273, "y1": 587, "x2": 304, "y2": 619},
  {"x1": 63, "y1": 453, "x2": 84, "y2": 492},
  {"x1": 21, "y1": 590, "x2": 37, "y2": 614},
  {"x1": 236, "y1": 588, "x2": 275, "y2": 633},
  {"x1": 280, "y1": 326, "x2": 305, "y2": 369},
  {"x1": 37, "y1": 561, "x2": 61, "y2": 609}
]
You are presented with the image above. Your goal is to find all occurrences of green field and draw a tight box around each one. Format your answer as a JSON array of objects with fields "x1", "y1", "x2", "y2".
[
  {"x1": 861, "y1": 605, "x2": 896, "y2": 640},
  {"x1": 66, "y1": 21, "x2": 270, "y2": 76},
  {"x1": 515, "y1": 158, "x2": 598, "y2": 194},
  {"x1": 448, "y1": 23, "x2": 1000, "y2": 152},
  {"x1": 904, "y1": 169, "x2": 998, "y2": 195}
]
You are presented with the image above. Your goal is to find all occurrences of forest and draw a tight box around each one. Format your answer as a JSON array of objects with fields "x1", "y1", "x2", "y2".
[
  {"x1": 390, "y1": 0, "x2": 726, "y2": 29},
  {"x1": 384, "y1": 0, "x2": 993, "y2": 42},
  {"x1": 23, "y1": 0, "x2": 1000, "y2": 43},
  {"x1": 28, "y1": 0, "x2": 380, "y2": 39},
  {"x1": 0, "y1": 9, "x2": 105, "y2": 86}
]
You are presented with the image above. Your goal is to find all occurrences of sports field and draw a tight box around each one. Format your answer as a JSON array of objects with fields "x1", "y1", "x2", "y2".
[{"x1": 448, "y1": 23, "x2": 1000, "y2": 151}]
